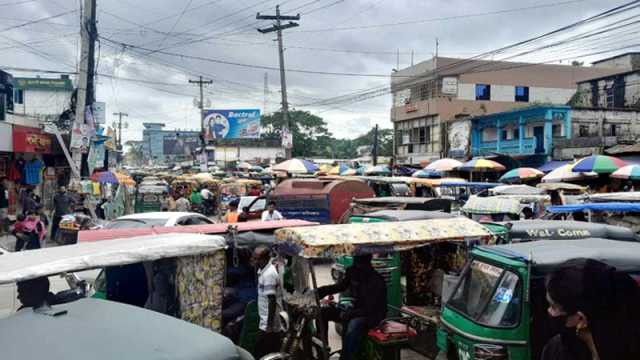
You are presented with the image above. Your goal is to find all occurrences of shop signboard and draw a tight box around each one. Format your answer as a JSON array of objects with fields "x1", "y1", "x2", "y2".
[
  {"x1": 441, "y1": 77, "x2": 458, "y2": 95},
  {"x1": 14, "y1": 77, "x2": 73, "y2": 91},
  {"x1": 92, "y1": 101, "x2": 106, "y2": 124},
  {"x1": 162, "y1": 133, "x2": 199, "y2": 156},
  {"x1": 203, "y1": 109, "x2": 260, "y2": 140},
  {"x1": 13, "y1": 125, "x2": 53, "y2": 154}
]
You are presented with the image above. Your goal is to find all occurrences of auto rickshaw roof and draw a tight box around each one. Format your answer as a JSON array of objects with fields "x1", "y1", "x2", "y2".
[
  {"x1": 275, "y1": 217, "x2": 492, "y2": 258},
  {"x1": 353, "y1": 196, "x2": 442, "y2": 205},
  {"x1": 477, "y1": 238, "x2": 640, "y2": 273},
  {"x1": 0, "y1": 298, "x2": 242, "y2": 360},
  {"x1": 503, "y1": 220, "x2": 638, "y2": 242},
  {"x1": 548, "y1": 202, "x2": 640, "y2": 213},
  {"x1": 536, "y1": 182, "x2": 587, "y2": 192},
  {"x1": 435, "y1": 181, "x2": 500, "y2": 189},
  {"x1": 583, "y1": 191, "x2": 640, "y2": 202},
  {"x1": 462, "y1": 196, "x2": 522, "y2": 215},
  {"x1": 137, "y1": 185, "x2": 168, "y2": 193},
  {"x1": 77, "y1": 219, "x2": 317, "y2": 242},
  {"x1": 0, "y1": 233, "x2": 226, "y2": 284},
  {"x1": 357, "y1": 209, "x2": 458, "y2": 221},
  {"x1": 356, "y1": 176, "x2": 409, "y2": 184},
  {"x1": 491, "y1": 184, "x2": 545, "y2": 196}
]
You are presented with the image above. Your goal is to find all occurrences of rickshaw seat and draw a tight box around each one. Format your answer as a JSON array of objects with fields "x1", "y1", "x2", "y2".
[{"x1": 238, "y1": 301, "x2": 259, "y2": 354}]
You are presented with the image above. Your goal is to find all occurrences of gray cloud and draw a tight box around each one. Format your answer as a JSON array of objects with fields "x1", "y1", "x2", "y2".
[{"x1": 0, "y1": 0, "x2": 626, "y2": 142}]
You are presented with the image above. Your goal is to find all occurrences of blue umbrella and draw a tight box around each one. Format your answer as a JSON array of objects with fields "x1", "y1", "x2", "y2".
[{"x1": 412, "y1": 169, "x2": 443, "y2": 178}]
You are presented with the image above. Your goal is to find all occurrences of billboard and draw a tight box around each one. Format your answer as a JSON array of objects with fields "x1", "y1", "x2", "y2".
[
  {"x1": 203, "y1": 109, "x2": 260, "y2": 140},
  {"x1": 163, "y1": 133, "x2": 200, "y2": 156}
]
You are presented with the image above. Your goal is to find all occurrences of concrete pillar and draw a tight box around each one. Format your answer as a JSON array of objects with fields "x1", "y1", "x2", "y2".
[
  {"x1": 471, "y1": 123, "x2": 480, "y2": 156},
  {"x1": 544, "y1": 110, "x2": 553, "y2": 155},
  {"x1": 565, "y1": 109, "x2": 572, "y2": 140},
  {"x1": 496, "y1": 119, "x2": 501, "y2": 152},
  {"x1": 518, "y1": 115, "x2": 525, "y2": 154}
]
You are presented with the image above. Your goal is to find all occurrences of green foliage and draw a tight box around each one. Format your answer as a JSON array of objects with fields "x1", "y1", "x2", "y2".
[{"x1": 261, "y1": 110, "x2": 393, "y2": 158}]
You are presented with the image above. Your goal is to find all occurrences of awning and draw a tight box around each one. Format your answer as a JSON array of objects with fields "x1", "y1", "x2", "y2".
[
  {"x1": 274, "y1": 217, "x2": 492, "y2": 258},
  {"x1": 548, "y1": 202, "x2": 640, "y2": 214}
]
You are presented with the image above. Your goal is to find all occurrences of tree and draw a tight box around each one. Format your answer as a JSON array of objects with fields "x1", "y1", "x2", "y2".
[
  {"x1": 261, "y1": 110, "x2": 333, "y2": 157},
  {"x1": 124, "y1": 141, "x2": 145, "y2": 166}
]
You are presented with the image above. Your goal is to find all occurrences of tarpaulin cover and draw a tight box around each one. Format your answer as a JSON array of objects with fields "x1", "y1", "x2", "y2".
[
  {"x1": 585, "y1": 192, "x2": 640, "y2": 203},
  {"x1": 78, "y1": 219, "x2": 316, "y2": 242},
  {"x1": 548, "y1": 202, "x2": 640, "y2": 213},
  {"x1": 274, "y1": 217, "x2": 492, "y2": 258},
  {"x1": 0, "y1": 233, "x2": 226, "y2": 284},
  {"x1": 491, "y1": 184, "x2": 545, "y2": 196},
  {"x1": 462, "y1": 196, "x2": 521, "y2": 215}
]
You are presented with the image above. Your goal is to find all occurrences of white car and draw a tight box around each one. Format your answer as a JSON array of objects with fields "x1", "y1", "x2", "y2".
[{"x1": 103, "y1": 212, "x2": 214, "y2": 229}]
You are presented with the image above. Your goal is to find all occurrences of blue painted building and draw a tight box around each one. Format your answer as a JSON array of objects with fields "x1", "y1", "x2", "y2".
[{"x1": 471, "y1": 106, "x2": 572, "y2": 164}]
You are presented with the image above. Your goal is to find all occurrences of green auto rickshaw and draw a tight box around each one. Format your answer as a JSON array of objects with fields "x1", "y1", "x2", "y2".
[
  {"x1": 134, "y1": 184, "x2": 168, "y2": 213},
  {"x1": 437, "y1": 238, "x2": 640, "y2": 360},
  {"x1": 272, "y1": 217, "x2": 494, "y2": 360}
]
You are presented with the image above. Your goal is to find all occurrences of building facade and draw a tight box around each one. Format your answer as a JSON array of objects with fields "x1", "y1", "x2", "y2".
[
  {"x1": 470, "y1": 106, "x2": 572, "y2": 166},
  {"x1": 12, "y1": 75, "x2": 73, "y2": 121},
  {"x1": 391, "y1": 56, "x2": 621, "y2": 164}
]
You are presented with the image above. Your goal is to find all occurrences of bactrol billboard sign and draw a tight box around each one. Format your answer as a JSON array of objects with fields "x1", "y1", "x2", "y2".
[{"x1": 203, "y1": 109, "x2": 260, "y2": 140}]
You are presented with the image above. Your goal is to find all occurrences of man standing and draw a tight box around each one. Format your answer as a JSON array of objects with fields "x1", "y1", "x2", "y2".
[
  {"x1": 200, "y1": 187, "x2": 214, "y2": 215},
  {"x1": 52, "y1": 186, "x2": 74, "y2": 241},
  {"x1": 252, "y1": 246, "x2": 284, "y2": 359},
  {"x1": 175, "y1": 195, "x2": 191, "y2": 212},
  {"x1": 317, "y1": 254, "x2": 387, "y2": 360},
  {"x1": 190, "y1": 188, "x2": 203, "y2": 213},
  {"x1": 261, "y1": 201, "x2": 283, "y2": 221}
]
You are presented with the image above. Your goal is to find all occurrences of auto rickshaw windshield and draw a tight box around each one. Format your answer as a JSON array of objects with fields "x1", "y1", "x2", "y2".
[{"x1": 447, "y1": 260, "x2": 521, "y2": 328}]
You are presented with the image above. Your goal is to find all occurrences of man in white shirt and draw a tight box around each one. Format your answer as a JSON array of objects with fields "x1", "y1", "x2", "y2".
[
  {"x1": 200, "y1": 188, "x2": 215, "y2": 215},
  {"x1": 252, "y1": 246, "x2": 283, "y2": 359},
  {"x1": 261, "y1": 201, "x2": 283, "y2": 221}
]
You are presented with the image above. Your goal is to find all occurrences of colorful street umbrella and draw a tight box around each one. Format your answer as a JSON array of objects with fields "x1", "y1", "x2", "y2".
[
  {"x1": 610, "y1": 164, "x2": 640, "y2": 180},
  {"x1": 318, "y1": 164, "x2": 333, "y2": 173},
  {"x1": 412, "y1": 169, "x2": 443, "y2": 178},
  {"x1": 457, "y1": 159, "x2": 506, "y2": 172},
  {"x1": 90, "y1": 171, "x2": 119, "y2": 184},
  {"x1": 499, "y1": 167, "x2": 544, "y2": 183},
  {"x1": 355, "y1": 166, "x2": 368, "y2": 175},
  {"x1": 364, "y1": 165, "x2": 392, "y2": 175},
  {"x1": 571, "y1": 155, "x2": 626, "y2": 174},
  {"x1": 328, "y1": 164, "x2": 350, "y2": 175},
  {"x1": 541, "y1": 163, "x2": 597, "y2": 183},
  {"x1": 272, "y1": 159, "x2": 320, "y2": 174},
  {"x1": 340, "y1": 168, "x2": 357, "y2": 176},
  {"x1": 424, "y1": 158, "x2": 463, "y2": 172}
]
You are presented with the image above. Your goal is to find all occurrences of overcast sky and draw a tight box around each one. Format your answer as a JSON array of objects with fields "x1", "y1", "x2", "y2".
[{"x1": 0, "y1": 0, "x2": 633, "y2": 142}]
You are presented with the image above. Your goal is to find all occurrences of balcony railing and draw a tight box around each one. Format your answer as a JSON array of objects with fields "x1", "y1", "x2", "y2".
[{"x1": 474, "y1": 138, "x2": 537, "y2": 156}]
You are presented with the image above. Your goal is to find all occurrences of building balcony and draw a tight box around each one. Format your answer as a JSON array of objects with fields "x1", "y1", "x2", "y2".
[{"x1": 474, "y1": 138, "x2": 537, "y2": 156}]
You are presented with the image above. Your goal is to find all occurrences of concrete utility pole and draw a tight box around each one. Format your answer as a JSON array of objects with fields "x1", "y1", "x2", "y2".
[
  {"x1": 263, "y1": 72, "x2": 268, "y2": 114},
  {"x1": 189, "y1": 76, "x2": 213, "y2": 142},
  {"x1": 257, "y1": 6, "x2": 300, "y2": 159},
  {"x1": 372, "y1": 124, "x2": 379, "y2": 166},
  {"x1": 72, "y1": 0, "x2": 97, "y2": 178},
  {"x1": 112, "y1": 111, "x2": 128, "y2": 150}
]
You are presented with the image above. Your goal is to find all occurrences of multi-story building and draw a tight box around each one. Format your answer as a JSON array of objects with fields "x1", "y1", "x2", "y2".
[
  {"x1": 12, "y1": 75, "x2": 73, "y2": 122},
  {"x1": 574, "y1": 53, "x2": 640, "y2": 109},
  {"x1": 390, "y1": 56, "x2": 620, "y2": 164}
]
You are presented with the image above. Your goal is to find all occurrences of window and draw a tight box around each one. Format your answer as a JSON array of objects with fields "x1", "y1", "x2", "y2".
[
  {"x1": 579, "y1": 125, "x2": 590, "y2": 137},
  {"x1": 13, "y1": 89, "x2": 23, "y2": 105},
  {"x1": 552, "y1": 124, "x2": 562, "y2": 137},
  {"x1": 501, "y1": 130, "x2": 508, "y2": 141},
  {"x1": 419, "y1": 127, "x2": 426, "y2": 144},
  {"x1": 606, "y1": 87, "x2": 614, "y2": 109},
  {"x1": 513, "y1": 128, "x2": 520, "y2": 139},
  {"x1": 475, "y1": 84, "x2": 491, "y2": 100},
  {"x1": 447, "y1": 260, "x2": 521, "y2": 328},
  {"x1": 515, "y1": 86, "x2": 529, "y2": 102},
  {"x1": 610, "y1": 124, "x2": 618, "y2": 136}
]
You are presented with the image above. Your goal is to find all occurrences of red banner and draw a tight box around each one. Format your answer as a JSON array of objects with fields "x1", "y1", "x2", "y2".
[{"x1": 13, "y1": 125, "x2": 53, "y2": 154}]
